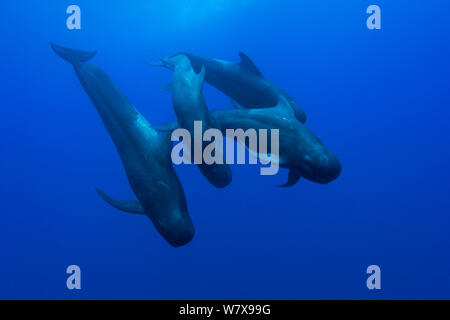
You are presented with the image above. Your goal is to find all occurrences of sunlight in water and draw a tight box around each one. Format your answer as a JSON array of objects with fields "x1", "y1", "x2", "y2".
[{"x1": 174, "y1": 0, "x2": 256, "y2": 27}]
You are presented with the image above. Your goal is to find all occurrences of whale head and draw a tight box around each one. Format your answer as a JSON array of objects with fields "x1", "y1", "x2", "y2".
[
  {"x1": 156, "y1": 211, "x2": 195, "y2": 248},
  {"x1": 300, "y1": 148, "x2": 341, "y2": 184},
  {"x1": 147, "y1": 206, "x2": 194, "y2": 248},
  {"x1": 294, "y1": 127, "x2": 341, "y2": 184},
  {"x1": 136, "y1": 177, "x2": 195, "y2": 248}
]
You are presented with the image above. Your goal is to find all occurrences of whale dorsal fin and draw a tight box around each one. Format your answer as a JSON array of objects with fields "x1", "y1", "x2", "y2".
[
  {"x1": 238, "y1": 52, "x2": 263, "y2": 76},
  {"x1": 95, "y1": 188, "x2": 145, "y2": 214},
  {"x1": 278, "y1": 170, "x2": 301, "y2": 187}
]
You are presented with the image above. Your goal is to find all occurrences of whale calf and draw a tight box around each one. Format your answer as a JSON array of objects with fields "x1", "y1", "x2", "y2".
[
  {"x1": 166, "y1": 54, "x2": 232, "y2": 188},
  {"x1": 51, "y1": 43, "x2": 194, "y2": 247},
  {"x1": 153, "y1": 51, "x2": 307, "y2": 123},
  {"x1": 211, "y1": 98, "x2": 341, "y2": 186}
]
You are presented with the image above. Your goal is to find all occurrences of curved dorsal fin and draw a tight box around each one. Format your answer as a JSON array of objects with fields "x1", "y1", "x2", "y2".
[{"x1": 238, "y1": 51, "x2": 263, "y2": 76}]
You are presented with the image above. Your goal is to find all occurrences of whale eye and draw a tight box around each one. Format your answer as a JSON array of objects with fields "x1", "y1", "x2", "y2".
[{"x1": 303, "y1": 155, "x2": 313, "y2": 163}]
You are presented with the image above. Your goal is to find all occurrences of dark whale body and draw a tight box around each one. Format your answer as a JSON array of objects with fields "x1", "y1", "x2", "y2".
[
  {"x1": 211, "y1": 98, "x2": 341, "y2": 186},
  {"x1": 160, "y1": 51, "x2": 307, "y2": 123},
  {"x1": 51, "y1": 43, "x2": 194, "y2": 247},
  {"x1": 168, "y1": 55, "x2": 232, "y2": 188},
  {"x1": 154, "y1": 99, "x2": 341, "y2": 186}
]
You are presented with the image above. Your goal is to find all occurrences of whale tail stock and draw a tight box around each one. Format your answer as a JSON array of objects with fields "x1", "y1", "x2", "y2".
[{"x1": 50, "y1": 42, "x2": 97, "y2": 65}]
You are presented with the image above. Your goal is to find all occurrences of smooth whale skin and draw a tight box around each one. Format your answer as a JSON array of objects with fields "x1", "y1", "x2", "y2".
[
  {"x1": 168, "y1": 54, "x2": 232, "y2": 188},
  {"x1": 51, "y1": 43, "x2": 194, "y2": 247},
  {"x1": 211, "y1": 98, "x2": 341, "y2": 186},
  {"x1": 156, "y1": 51, "x2": 307, "y2": 123}
]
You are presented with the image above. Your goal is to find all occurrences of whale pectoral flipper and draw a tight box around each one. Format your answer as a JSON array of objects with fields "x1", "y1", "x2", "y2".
[
  {"x1": 238, "y1": 51, "x2": 263, "y2": 76},
  {"x1": 95, "y1": 188, "x2": 145, "y2": 214},
  {"x1": 278, "y1": 170, "x2": 301, "y2": 187}
]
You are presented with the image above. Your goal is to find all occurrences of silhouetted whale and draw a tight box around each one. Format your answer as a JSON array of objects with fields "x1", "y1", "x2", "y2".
[
  {"x1": 166, "y1": 54, "x2": 232, "y2": 188},
  {"x1": 51, "y1": 43, "x2": 194, "y2": 247},
  {"x1": 211, "y1": 98, "x2": 341, "y2": 186},
  {"x1": 153, "y1": 52, "x2": 307, "y2": 123}
]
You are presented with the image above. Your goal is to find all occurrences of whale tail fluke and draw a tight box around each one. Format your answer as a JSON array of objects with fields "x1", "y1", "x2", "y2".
[
  {"x1": 143, "y1": 59, "x2": 164, "y2": 68},
  {"x1": 156, "y1": 82, "x2": 173, "y2": 92},
  {"x1": 50, "y1": 42, "x2": 97, "y2": 64},
  {"x1": 144, "y1": 53, "x2": 173, "y2": 69}
]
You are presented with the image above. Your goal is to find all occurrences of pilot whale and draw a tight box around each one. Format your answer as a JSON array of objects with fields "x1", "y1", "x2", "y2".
[
  {"x1": 51, "y1": 43, "x2": 194, "y2": 247},
  {"x1": 152, "y1": 51, "x2": 307, "y2": 123},
  {"x1": 154, "y1": 98, "x2": 341, "y2": 186},
  {"x1": 165, "y1": 54, "x2": 232, "y2": 188},
  {"x1": 211, "y1": 98, "x2": 341, "y2": 186}
]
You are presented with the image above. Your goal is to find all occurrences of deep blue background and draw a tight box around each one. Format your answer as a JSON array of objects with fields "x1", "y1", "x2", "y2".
[{"x1": 0, "y1": 1, "x2": 449, "y2": 299}]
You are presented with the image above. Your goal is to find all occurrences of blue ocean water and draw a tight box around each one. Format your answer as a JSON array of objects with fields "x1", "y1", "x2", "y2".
[{"x1": 0, "y1": 0, "x2": 449, "y2": 299}]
